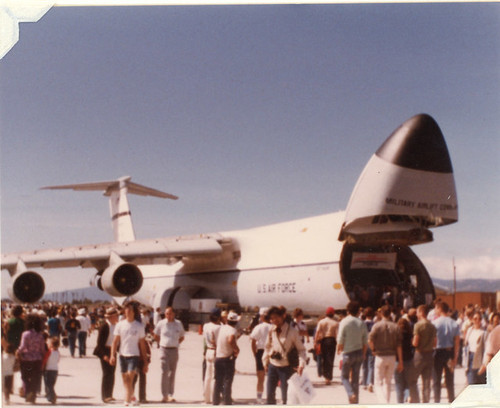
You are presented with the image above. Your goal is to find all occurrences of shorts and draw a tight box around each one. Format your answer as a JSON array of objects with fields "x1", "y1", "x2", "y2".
[
  {"x1": 255, "y1": 349, "x2": 265, "y2": 371},
  {"x1": 119, "y1": 355, "x2": 140, "y2": 373}
]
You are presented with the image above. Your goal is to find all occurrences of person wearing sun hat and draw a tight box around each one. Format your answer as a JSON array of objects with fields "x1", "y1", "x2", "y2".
[{"x1": 213, "y1": 311, "x2": 240, "y2": 405}]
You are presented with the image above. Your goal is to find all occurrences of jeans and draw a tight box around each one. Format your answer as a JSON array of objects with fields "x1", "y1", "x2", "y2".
[
  {"x1": 433, "y1": 349, "x2": 455, "y2": 403},
  {"x1": 68, "y1": 333, "x2": 77, "y2": 357},
  {"x1": 44, "y1": 370, "x2": 58, "y2": 403},
  {"x1": 266, "y1": 364, "x2": 294, "y2": 405},
  {"x1": 316, "y1": 353, "x2": 323, "y2": 377},
  {"x1": 213, "y1": 357, "x2": 236, "y2": 405},
  {"x1": 466, "y1": 352, "x2": 486, "y2": 385},
  {"x1": 361, "y1": 347, "x2": 374, "y2": 386},
  {"x1": 340, "y1": 349, "x2": 363, "y2": 402},
  {"x1": 77, "y1": 331, "x2": 87, "y2": 357},
  {"x1": 394, "y1": 359, "x2": 419, "y2": 403}
]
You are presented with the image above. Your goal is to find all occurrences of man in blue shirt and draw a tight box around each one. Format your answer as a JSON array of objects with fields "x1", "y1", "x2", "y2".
[
  {"x1": 432, "y1": 301, "x2": 460, "y2": 403},
  {"x1": 47, "y1": 309, "x2": 62, "y2": 338}
]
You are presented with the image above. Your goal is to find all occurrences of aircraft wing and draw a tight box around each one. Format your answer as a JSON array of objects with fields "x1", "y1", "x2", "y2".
[{"x1": 1, "y1": 235, "x2": 223, "y2": 273}]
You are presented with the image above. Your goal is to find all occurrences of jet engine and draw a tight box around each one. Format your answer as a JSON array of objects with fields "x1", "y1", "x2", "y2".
[
  {"x1": 8, "y1": 271, "x2": 45, "y2": 303},
  {"x1": 100, "y1": 261, "x2": 143, "y2": 297}
]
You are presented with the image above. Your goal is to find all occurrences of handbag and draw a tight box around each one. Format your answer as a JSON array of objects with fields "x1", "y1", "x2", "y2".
[{"x1": 276, "y1": 324, "x2": 299, "y2": 370}]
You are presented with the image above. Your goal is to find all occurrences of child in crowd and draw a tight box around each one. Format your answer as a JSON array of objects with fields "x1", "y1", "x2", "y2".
[
  {"x1": 43, "y1": 337, "x2": 61, "y2": 404},
  {"x1": 2, "y1": 344, "x2": 16, "y2": 405}
]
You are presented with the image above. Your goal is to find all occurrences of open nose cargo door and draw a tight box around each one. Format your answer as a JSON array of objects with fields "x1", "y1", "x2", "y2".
[{"x1": 339, "y1": 114, "x2": 458, "y2": 246}]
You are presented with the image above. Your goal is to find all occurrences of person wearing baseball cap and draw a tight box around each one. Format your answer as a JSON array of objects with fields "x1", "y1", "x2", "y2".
[
  {"x1": 213, "y1": 311, "x2": 240, "y2": 405},
  {"x1": 315, "y1": 307, "x2": 339, "y2": 385}
]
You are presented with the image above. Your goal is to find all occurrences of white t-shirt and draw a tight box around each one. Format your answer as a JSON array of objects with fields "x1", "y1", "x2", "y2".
[
  {"x1": 250, "y1": 322, "x2": 271, "y2": 350},
  {"x1": 154, "y1": 319, "x2": 185, "y2": 348},
  {"x1": 216, "y1": 324, "x2": 237, "y2": 358},
  {"x1": 114, "y1": 319, "x2": 145, "y2": 357},
  {"x1": 76, "y1": 315, "x2": 91, "y2": 332},
  {"x1": 203, "y1": 322, "x2": 221, "y2": 349},
  {"x1": 45, "y1": 350, "x2": 60, "y2": 371},
  {"x1": 467, "y1": 328, "x2": 486, "y2": 353}
]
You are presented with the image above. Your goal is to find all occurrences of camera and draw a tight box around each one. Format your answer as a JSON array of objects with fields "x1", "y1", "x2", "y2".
[{"x1": 271, "y1": 352, "x2": 282, "y2": 360}]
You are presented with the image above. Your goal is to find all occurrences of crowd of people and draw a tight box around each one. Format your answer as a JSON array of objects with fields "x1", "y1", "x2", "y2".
[
  {"x1": 319, "y1": 300, "x2": 500, "y2": 405},
  {"x1": 1, "y1": 299, "x2": 499, "y2": 405}
]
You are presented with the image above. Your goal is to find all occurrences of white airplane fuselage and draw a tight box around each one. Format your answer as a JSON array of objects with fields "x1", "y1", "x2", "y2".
[
  {"x1": 131, "y1": 211, "x2": 434, "y2": 315},
  {"x1": 132, "y1": 212, "x2": 348, "y2": 314}
]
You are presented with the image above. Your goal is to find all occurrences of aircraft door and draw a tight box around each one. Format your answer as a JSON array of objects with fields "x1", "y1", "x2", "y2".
[
  {"x1": 339, "y1": 114, "x2": 458, "y2": 246},
  {"x1": 339, "y1": 243, "x2": 435, "y2": 309}
]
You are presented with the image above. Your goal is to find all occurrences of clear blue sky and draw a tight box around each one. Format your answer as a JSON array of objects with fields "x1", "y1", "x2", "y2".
[{"x1": 1, "y1": 3, "x2": 499, "y2": 296}]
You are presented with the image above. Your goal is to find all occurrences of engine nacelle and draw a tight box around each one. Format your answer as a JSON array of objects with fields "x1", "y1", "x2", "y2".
[
  {"x1": 8, "y1": 271, "x2": 45, "y2": 304},
  {"x1": 100, "y1": 262, "x2": 143, "y2": 297}
]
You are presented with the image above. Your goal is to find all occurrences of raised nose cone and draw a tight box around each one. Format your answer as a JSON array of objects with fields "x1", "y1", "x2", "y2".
[
  {"x1": 376, "y1": 114, "x2": 453, "y2": 173},
  {"x1": 340, "y1": 114, "x2": 458, "y2": 245}
]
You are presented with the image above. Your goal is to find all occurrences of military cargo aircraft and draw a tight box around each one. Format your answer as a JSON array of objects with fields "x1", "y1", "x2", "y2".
[{"x1": 2, "y1": 114, "x2": 458, "y2": 314}]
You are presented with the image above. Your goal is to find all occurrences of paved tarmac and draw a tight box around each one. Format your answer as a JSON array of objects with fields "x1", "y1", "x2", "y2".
[{"x1": 7, "y1": 329, "x2": 469, "y2": 406}]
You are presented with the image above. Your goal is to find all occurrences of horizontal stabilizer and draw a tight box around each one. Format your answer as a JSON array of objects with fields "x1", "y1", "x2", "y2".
[
  {"x1": 42, "y1": 176, "x2": 178, "y2": 200},
  {"x1": 42, "y1": 176, "x2": 178, "y2": 242}
]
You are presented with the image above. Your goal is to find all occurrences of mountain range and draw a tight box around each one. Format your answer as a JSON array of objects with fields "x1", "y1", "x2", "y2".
[{"x1": 431, "y1": 278, "x2": 500, "y2": 293}]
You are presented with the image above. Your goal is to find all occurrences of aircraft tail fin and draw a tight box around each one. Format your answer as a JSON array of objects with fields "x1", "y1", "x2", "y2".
[{"x1": 42, "y1": 176, "x2": 178, "y2": 242}]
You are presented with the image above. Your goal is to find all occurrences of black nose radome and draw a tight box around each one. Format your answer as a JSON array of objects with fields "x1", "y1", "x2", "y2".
[{"x1": 376, "y1": 114, "x2": 453, "y2": 173}]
